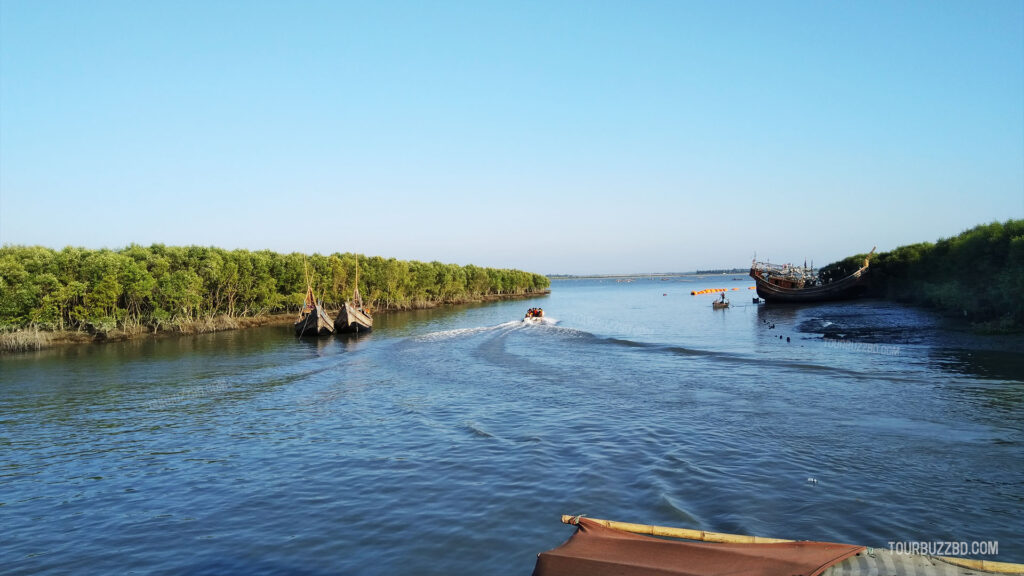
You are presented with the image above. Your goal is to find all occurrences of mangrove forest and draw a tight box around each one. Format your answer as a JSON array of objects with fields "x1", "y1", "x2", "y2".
[
  {"x1": 820, "y1": 219, "x2": 1024, "y2": 330},
  {"x1": 0, "y1": 245, "x2": 550, "y2": 334}
]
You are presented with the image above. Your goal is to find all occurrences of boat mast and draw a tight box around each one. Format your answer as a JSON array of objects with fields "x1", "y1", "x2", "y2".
[
  {"x1": 302, "y1": 258, "x2": 316, "y2": 312},
  {"x1": 353, "y1": 262, "x2": 363, "y2": 310}
]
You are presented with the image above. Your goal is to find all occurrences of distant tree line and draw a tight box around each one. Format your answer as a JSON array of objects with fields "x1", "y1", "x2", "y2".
[
  {"x1": 0, "y1": 245, "x2": 550, "y2": 333},
  {"x1": 819, "y1": 220, "x2": 1024, "y2": 330}
]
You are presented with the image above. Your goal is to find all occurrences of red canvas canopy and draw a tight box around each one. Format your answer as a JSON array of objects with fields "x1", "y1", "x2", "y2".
[{"x1": 533, "y1": 518, "x2": 864, "y2": 576}]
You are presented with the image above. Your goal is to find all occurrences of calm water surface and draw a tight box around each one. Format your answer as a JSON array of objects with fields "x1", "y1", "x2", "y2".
[{"x1": 3, "y1": 278, "x2": 1023, "y2": 574}]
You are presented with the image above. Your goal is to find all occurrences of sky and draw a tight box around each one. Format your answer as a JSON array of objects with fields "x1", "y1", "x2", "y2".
[{"x1": 1, "y1": 1, "x2": 1022, "y2": 275}]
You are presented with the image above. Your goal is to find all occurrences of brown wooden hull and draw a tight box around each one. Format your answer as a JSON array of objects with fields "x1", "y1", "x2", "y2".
[
  {"x1": 712, "y1": 301, "x2": 729, "y2": 309},
  {"x1": 750, "y1": 267, "x2": 869, "y2": 303},
  {"x1": 295, "y1": 305, "x2": 335, "y2": 337},
  {"x1": 335, "y1": 302, "x2": 373, "y2": 333}
]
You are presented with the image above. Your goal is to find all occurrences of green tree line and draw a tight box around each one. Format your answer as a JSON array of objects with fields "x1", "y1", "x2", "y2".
[
  {"x1": 0, "y1": 245, "x2": 550, "y2": 333},
  {"x1": 820, "y1": 219, "x2": 1024, "y2": 330}
]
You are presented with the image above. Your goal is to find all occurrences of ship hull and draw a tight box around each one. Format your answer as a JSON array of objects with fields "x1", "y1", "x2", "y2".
[
  {"x1": 335, "y1": 302, "x2": 373, "y2": 333},
  {"x1": 750, "y1": 267, "x2": 869, "y2": 303},
  {"x1": 295, "y1": 306, "x2": 335, "y2": 337}
]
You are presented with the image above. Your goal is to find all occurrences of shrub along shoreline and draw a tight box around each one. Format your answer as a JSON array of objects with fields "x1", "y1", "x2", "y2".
[
  {"x1": 819, "y1": 219, "x2": 1023, "y2": 332},
  {"x1": 0, "y1": 245, "x2": 551, "y2": 351}
]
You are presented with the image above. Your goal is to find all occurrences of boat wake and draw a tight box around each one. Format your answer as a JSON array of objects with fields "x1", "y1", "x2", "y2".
[
  {"x1": 526, "y1": 316, "x2": 558, "y2": 326},
  {"x1": 416, "y1": 320, "x2": 525, "y2": 341},
  {"x1": 414, "y1": 315, "x2": 882, "y2": 380},
  {"x1": 417, "y1": 317, "x2": 561, "y2": 341}
]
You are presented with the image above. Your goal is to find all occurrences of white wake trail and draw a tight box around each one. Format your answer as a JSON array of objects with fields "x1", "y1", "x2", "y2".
[{"x1": 417, "y1": 320, "x2": 524, "y2": 341}]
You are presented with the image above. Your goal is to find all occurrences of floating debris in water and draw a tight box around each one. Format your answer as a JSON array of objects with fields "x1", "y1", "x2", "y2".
[{"x1": 807, "y1": 477, "x2": 818, "y2": 484}]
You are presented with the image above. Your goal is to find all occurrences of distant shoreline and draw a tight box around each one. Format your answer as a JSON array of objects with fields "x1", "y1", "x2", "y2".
[
  {"x1": 0, "y1": 290, "x2": 550, "y2": 353},
  {"x1": 549, "y1": 272, "x2": 749, "y2": 280}
]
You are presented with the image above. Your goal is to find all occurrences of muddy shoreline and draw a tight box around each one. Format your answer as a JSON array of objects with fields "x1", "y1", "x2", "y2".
[{"x1": 1, "y1": 291, "x2": 550, "y2": 353}]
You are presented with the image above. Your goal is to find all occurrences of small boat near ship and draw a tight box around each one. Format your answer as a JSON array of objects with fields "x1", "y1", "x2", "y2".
[
  {"x1": 750, "y1": 248, "x2": 874, "y2": 304},
  {"x1": 295, "y1": 284, "x2": 334, "y2": 337},
  {"x1": 524, "y1": 307, "x2": 545, "y2": 321},
  {"x1": 712, "y1": 299, "x2": 729, "y2": 309},
  {"x1": 533, "y1": 515, "x2": 1024, "y2": 576},
  {"x1": 334, "y1": 271, "x2": 372, "y2": 334}
]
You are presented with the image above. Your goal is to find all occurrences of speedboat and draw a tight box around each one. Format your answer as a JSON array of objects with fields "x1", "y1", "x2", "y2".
[{"x1": 524, "y1": 307, "x2": 545, "y2": 321}]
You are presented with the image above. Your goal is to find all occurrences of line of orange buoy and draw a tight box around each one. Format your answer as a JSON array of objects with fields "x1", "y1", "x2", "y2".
[{"x1": 691, "y1": 286, "x2": 757, "y2": 295}]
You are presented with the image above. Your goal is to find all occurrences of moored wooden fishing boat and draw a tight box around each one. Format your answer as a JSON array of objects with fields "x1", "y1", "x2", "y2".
[
  {"x1": 335, "y1": 301, "x2": 372, "y2": 333},
  {"x1": 750, "y1": 248, "x2": 874, "y2": 304},
  {"x1": 712, "y1": 299, "x2": 729, "y2": 309},
  {"x1": 334, "y1": 269, "x2": 372, "y2": 333},
  {"x1": 534, "y1": 516, "x2": 1024, "y2": 576},
  {"x1": 295, "y1": 285, "x2": 334, "y2": 337}
]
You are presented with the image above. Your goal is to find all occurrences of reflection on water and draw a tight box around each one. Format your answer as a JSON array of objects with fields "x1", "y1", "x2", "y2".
[{"x1": 931, "y1": 347, "x2": 1024, "y2": 384}]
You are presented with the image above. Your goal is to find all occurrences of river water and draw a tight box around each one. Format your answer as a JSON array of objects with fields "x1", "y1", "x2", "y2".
[{"x1": 3, "y1": 277, "x2": 1023, "y2": 574}]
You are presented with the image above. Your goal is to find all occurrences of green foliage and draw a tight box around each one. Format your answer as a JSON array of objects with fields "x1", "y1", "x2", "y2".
[
  {"x1": 0, "y1": 245, "x2": 550, "y2": 332},
  {"x1": 822, "y1": 220, "x2": 1024, "y2": 329}
]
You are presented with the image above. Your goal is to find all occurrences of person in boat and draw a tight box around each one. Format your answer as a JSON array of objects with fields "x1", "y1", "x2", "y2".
[{"x1": 720, "y1": 293, "x2": 726, "y2": 303}]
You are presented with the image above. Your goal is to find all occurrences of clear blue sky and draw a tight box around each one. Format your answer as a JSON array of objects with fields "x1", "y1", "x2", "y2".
[{"x1": 2, "y1": 1, "x2": 1022, "y2": 275}]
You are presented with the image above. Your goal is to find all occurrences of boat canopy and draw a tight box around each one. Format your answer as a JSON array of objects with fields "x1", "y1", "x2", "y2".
[{"x1": 532, "y1": 517, "x2": 863, "y2": 576}]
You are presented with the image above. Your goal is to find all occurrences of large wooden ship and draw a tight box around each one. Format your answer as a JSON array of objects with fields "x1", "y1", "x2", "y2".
[
  {"x1": 749, "y1": 248, "x2": 874, "y2": 304},
  {"x1": 334, "y1": 271, "x2": 372, "y2": 334},
  {"x1": 295, "y1": 284, "x2": 335, "y2": 337}
]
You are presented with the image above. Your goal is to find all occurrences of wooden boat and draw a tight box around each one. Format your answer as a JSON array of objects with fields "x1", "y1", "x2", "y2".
[
  {"x1": 335, "y1": 301, "x2": 372, "y2": 333},
  {"x1": 749, "y1": 248, "x2": 874, "y2": 304},
  {"x1": 534, "y1": 516, "x2": 1024, "y2": 576},
  {"x1": 524, "y1": 307, "x2": 545, "y2": 321},
  {"x1": 334, "y1": 273, "x2": 372, "y2": 334},
  {"x1": 712, "y1": 297, "x2": 729, "y2": 309},
  {"x1": 295, "y1": 284, "x2": 334, "y2": 337}
]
